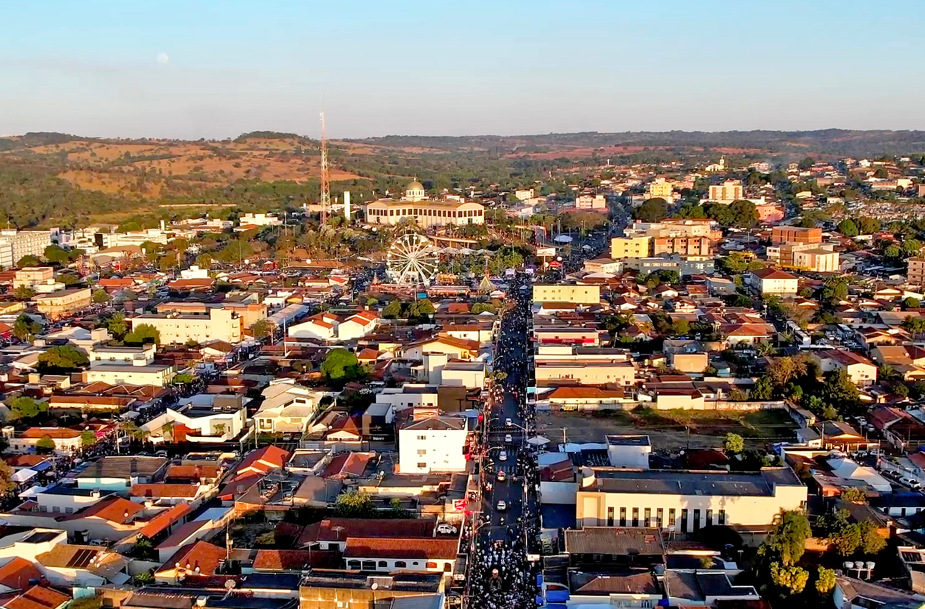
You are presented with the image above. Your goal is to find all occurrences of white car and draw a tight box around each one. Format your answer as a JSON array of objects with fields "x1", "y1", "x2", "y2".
[
  {"x1": 436, "y1": 523, "x2": 458, "y2": 535},
  {"x1": 505, "y1": 434, "x2": 513, "y2": 444},
  {"x1": 497, "y1": 500, "x2": 507, "y2": 511},
  {"x1": 505, "y1": 418, "x2": 513, "y2": 427},
  {"x1": 498, "y1": 451, "x2": 507, "y2": 462}
]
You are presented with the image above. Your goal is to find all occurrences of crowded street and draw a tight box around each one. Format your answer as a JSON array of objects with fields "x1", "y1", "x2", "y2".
[{"x1": 464, "y1": 273, "x2": 541, "y2": 609}]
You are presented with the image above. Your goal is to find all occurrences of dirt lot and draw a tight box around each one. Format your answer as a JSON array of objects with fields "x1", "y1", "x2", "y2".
[{"x1": 536, "y1": 408, "x2": 797, "y2": 452}]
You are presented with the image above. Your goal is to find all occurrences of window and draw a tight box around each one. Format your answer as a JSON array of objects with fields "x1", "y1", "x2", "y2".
[
  {"x1": 426, "y1": 562, "x2": 438, "y2": 569},
  {"x1": 378, "y1": 561, "x2": 387, "y2": 568},
  {"x1": 644, "y1": 508, "x2": 651, "y2": 527},
  {"x1": 656, "y1": 508, "x2": 663, "y2": 529},
  {"x1": 65, "y1": 507, "x2": 73, "y2": 514},
  {"x1": 632, "y1": 508, "x2": 639, "y2": 527},
  {"x1": 706, "y1": 509, "x2": 713, "y2": 527},
  {"x1": 417, "y1": 449, "x2": 427, "y2": 456},
  {"x1": 395, "y1": 561, "x2": 407, "y2": 568},
  {"x1": 620, "y1": 507, "x2": 626, "y2": 527},
  {"x1": 681, "y1": 509, "x2": 688, "y2": 533},
  {"x1": 607, "y1": 507, "x2": 614, "y2": 526},
  {"x1": 693, "y1": 509, "x2": 701, "y2": 531},
  {"x1": 718, "y1": 510, "x2": 726, "y2": 525},
  {"x1": 417, "y1": 463, "x2": 427, "y2": 469},
  {"x1": 52, "y1": 506, "x2": 60, "y2": 513},
  {"x1": 444, "y1": 563, "x2": 452, "y2": 572},
  {"x1": 668, "y1": 508, "x2": 676, "y2": 528}
]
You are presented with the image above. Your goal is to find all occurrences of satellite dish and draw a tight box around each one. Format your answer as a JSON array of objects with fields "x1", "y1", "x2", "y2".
[
  {"x1": 866, "y1": 561, "x2": 876, "y2": 570},
  {"x1": 371, "y1": 583, "x2": 379, "y2": 590},
  {"x1": 225, "y1": 580, "x2": 236, "y2": 590},
  {"x1": 844, "y1": 561, "x2": 855, "y2": 569}
]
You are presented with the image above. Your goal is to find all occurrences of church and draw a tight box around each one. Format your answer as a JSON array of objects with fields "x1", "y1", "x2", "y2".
[{"x1": 364, "y1": 179, "x2": 485, "y2": 229}]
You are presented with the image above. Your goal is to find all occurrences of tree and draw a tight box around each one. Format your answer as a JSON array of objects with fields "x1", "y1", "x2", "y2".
[
  {"x1": 334, "y1": 490, "x2": 375, "y2": 518},
  {"x1": 44, "y1": 244, "x2": 80, "y2": 265},
  {"x1": 726, "y1": 200, "x2": 759, "y2": 228},
  {"x1": 124, "y1": 323, "x2": 160, "y2": 345},
  {"x1": 106, "y1": 312, "x2": 128, "y2": 339},
  {"x1": 381, "y1": 300, "x2": 403, "y2": 319},
  {"x1": 12, "y1": 285, "x2": 35, "y2": 301},
  {"x1": 765, "y1": 510, "x2": 811, "y2": 566},
  {"x1": 0, "y1": 461, "x2": 16, "y2": 495},
  {"x1": 717, "y1": 252, "x2": 749, "y2": 275},
  {"x1": 767, "y1": 356, "x2": 808, "y2": 392},
  {"x1": 815, "y1": 566, "x2": 836, "y2": 594},
  {"x1": 12, "y1": 314, "x2": 41, "y2": 341},
  {"x1": 80, "y1": 430, "x2": 97, "y2": 447},
  {"x1": 821, "y1": 369, "x2": 860, "y2": 412},
  {"x1": 723, "y1": 433, "x2": 744, "y2": 455},
  {"x1": 37, "y1": 345, "x2": 89, "y2": 373},
  {"x1": 840, "y1": 487, "x2": 867, "y2": 503},
  {"x1": 408, "y1": 299, "x2": 435, "y2": 321},
  {"x1": 16, "y1": 255, "x2": 42, "y2": 267},
  {"x1": 770, "y1": 562, "x2": 809, "y2": 595},
  {"x1": 172, "y1": 373, "x2": 194, "y2": 386},
  {"x1": 9, "y1": 396, "x2": 47, "y2": 420},
  {"x1": 92, "y1": 289, "x2": 110, "y2": 304},
  {"x1": 35, "y1": 435, "x2": 56, "y2": 454},
  {"x1": 837, "y1": 218, "x2": 859, "y2": 237},
  {"x1": 902, "y1": 315, "x2": 925, "y2": 337},
  {"x1": 904, "y1": 297, "x2": 921, "y2": 309},
  {"x1": 821, "y1": 276, "x2": 849, "y2": 302},
  {"x1": 857, "y1": 217, "x2": 881, "y2": 235},
  {"x1": 831, "y1": 522, "x2": 862, "y2": 556},
  {"x1": 858, "y1": 520, "x2": 886, "y2": 555},
  {"x1": 250, "y1": 319, "x2": 271, "y2": 339},
  {"x1": 634, "y1": 198, "x2": 668, "y2": 222},
  {"x1": 750, "y1": 377, "x2": 774, "y2": 400},
  {"x1": 321, "y1": 348, "x2": 361, "y2": 382}
]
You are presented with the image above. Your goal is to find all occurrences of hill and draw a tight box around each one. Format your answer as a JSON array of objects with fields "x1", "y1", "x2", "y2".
[{"x1": 1, "y1": 129, "x2": 924, "y2": 229}]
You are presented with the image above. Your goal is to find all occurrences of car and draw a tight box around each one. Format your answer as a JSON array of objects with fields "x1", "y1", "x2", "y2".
[
  {"x1": 505, "y1": 434, "x2": 513, "y2": 444},
  {"x1": 505, "y1": 418, "x2": 513, "y2": 427},
  {"x1": 902, "y1": 477, "x2": 922, "y2": 489},
  {"x1": 498, "y1": 451, "x2": 507, "y2": 462},
  {"x1": 436, "y1": 523, "x2": 458, "y2": 535},
  {"x1": 497, "y1": 470, "x2": 506, "y2": 482},
  {"x1": 496, "y1": 500, "x2": 507, "y2": 511}
]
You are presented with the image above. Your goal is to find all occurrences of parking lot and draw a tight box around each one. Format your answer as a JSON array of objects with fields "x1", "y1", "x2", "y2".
[{"x1": 536, "y1": 407, "x2": 798, "y2": 451}]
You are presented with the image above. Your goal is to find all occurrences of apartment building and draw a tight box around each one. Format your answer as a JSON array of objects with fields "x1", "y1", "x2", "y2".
[
  {"x1": 131, "y1": 307, "x2": 242, "y2": 345},
  {"x1": 707, "y1": 180, "x2": 744, "y2": 203},
  {"x1": 624, "y1": 219, "x2": 722, "y2": 241},
  {"x1": 771, "y1": 226, "x2": 823, "y2": 245},
  {"x1": 34, "y1": 288, "x2": 92, "y2": 320},
  {"x1": 13, "y1": 266, "x2": 54, "y2": 289},
  {"x1": 365, "y1": 181, "x2": 484, "y2": 228},
  {"x1": 767, "y1": 242, "x2": 835, "y2": 267},
  {"x1": 652, "y1": 236, "x2": 711, "y2": 257},
  {"x1": 0, "y1": 230, "x2": 53, "y2": 269},
  {"x1": 908, "y1": 257, "x2": 925, "y2": 288},
  {"x1": 156, "y1": 301, "x2": 268, "y2": 330},
  {"x1": 576, "y1": 467, "x2": 807, "y2": 531},
  {"x1": 749, "y1": 268, "x2": 799, "y2": 296},
  {"x1": 532, "y1": 284, "x2": 601, "y2": 305},
  {"x1": 534, "y1": 361, "x2": 635, "y2": 386},
  {"x1": 398, "y1": 415, "x2": 468, "y2": 474},
  {"x1": 575, "y1": 194, "x2": 607, "y2": 210},
  {"x1": 610, "y1": 236, "x2": 652, "y2": 259},
  {"x1": 646, "y1": 178, "x2": 673, "y2": 200},
  {"x1": 792, "y1": 248, "x2": 840, "y2": 272}
]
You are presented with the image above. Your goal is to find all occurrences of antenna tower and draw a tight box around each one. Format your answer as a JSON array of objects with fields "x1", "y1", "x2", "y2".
[{"x1": 320, "y1": 112, "x2": 331, "y2": 226}]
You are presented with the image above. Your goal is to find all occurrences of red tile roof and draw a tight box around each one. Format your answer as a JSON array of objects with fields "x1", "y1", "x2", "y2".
[
  {"x1": 136, "y1": 503, "x2": 192, "y2": 539},
  {"x1": 0, "y1": 557, "x2": 42, "y2": 592},
  {"x1": 130, "y1": 484, "x2": 200, "y2": 499},
  {"x1": 4, "y1": 585, "x2": 69, "y2": 609},
  {"x1": 65, "y1": 496, "x2": 144, "y2": 524},
  {"x1": 252, "y1": 549, "x2": 339, "y2": 571},
  {"x1": 159, "y1": 540, "x2": 225, "y2": 576},
  {"x1": 299, "y1": 518, "x2": 436, "y2": 546},
  {"x1": 344, "y1": 537, "x2": 458, "y2": 560}
]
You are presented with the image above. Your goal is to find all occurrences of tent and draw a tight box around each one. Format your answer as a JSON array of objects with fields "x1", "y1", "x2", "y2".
[{"x1": 11, "y1": 469, "x2": 38, "y2": 484}]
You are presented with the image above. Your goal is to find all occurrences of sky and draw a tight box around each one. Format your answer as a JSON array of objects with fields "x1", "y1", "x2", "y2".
[{"x1": 3, "y1": 0, "x2": 925, "y2": 139}]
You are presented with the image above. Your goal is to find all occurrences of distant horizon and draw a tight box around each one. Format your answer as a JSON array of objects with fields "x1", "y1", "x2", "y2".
[{"x1": 6, "y1": 126, "x2": 925, "y2": 143}]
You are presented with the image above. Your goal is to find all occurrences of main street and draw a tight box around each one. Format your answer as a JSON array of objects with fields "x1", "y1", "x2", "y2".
[{"x1": 465, "y1": 273, "x2": 538, "y2": 609}]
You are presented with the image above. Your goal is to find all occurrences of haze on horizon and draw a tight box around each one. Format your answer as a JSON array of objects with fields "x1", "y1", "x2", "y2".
[{"x1": 3, "y1": 0, "x2": 925, "y2": 141}]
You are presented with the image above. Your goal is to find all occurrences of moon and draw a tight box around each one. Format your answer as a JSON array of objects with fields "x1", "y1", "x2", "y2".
[{"x1": 156, "y1": 53, "x2": 169, "y2": 64}]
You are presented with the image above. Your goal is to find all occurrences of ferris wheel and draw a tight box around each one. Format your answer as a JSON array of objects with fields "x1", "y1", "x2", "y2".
[{"x1": 387, "y1": 232, "x2": 438, "y2": 285}]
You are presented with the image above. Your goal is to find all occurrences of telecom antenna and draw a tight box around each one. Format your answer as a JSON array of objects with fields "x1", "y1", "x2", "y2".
[{"x1": 320, "y1": 111, "x2": 331, "y2": 225}]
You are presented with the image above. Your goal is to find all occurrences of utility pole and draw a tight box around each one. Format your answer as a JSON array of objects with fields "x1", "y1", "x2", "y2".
[{"x1": 320, "y1": 112, "x2": 331, "y2": 226}]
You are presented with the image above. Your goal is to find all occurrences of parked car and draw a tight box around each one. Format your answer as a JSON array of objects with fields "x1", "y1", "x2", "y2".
[
  {"x1": 436, "y1": 523, "x2": 458, "y2": 535},
  {"x1": 498, "y1": 451, "x2": 507, "y2": 462},
  {"x1": 504, "y1": 434, "x2": 513, "y2": 444},
  {"x1": 496, "y1": 500, "x2": 507, "y2": 511}
]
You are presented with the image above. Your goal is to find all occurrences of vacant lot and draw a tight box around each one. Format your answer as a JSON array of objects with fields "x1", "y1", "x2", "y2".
[{"x1": 536, "y1": 408, "x2": 797, "y2": 452}]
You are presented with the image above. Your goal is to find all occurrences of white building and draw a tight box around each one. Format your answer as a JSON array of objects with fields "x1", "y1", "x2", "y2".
[
  {"x1": 130, "y1": 308, "x2": 242, "y2": 345},
  {"x1": 399, "y1": 415, "x2": 469, "y2": 474},
  {"x1": 606, "y1": 435, "x2": 651, "y2": 469},
  {"x1": 0, "y1": 230, "x2": 52, "y2": 269},
  {"x1": 254, "y1": 380, "x2": 326, "y2": 435},
  {"x1": 239, "y1": 213, "x2": 282, "y2": 227},
  {"x1": 141, "y1": 395, "x2": 247, "y2": 444}
]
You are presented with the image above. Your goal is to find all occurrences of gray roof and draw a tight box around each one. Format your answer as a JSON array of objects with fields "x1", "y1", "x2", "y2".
[
  {"x1": 586, "y1": 467, "x2": 802, "y2": 497},
  {"x1": 606, "y1": 435, "x2": 650, "y2": 447},
  {"x1": 77, "y1": 456, "x2": 168, "y2": 479}
]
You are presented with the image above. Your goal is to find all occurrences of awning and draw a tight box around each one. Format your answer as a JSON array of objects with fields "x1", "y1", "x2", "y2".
[
  {"x1": 32, "y1": 460, "x2": 53, "y2": 473},
  {"x1": 12, "y1": 469, "x2": 38, "y2": 483}
]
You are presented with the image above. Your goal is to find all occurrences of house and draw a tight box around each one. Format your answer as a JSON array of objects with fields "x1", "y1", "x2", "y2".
[
  {"x1": 154, "y1": 540, "x2": 226, "y2": 583},
  {"x1": 403, "y1": 335, "x2": 480, "y2": 361},
  {"x1": 811, "y1": 349, "x2": 878, "y2": 386},
  {"x1": 254, "y1": 380, "x2": 325, "y2": 436},
  {"x1": 834, "y1": 576, "x2": 925, "y2": 609},
  {"x1": 288, "y1": 313, "x2": 338, "y2": 341},
  {"x1": 141, "y1": 395, "x2": 247, "y2": 444},
  {"x1": 337, "y1": 311, "x2": 379, "y2": 341},
  {"x1": 749, "y1": 268, "x2": 798, "y2": 296},
  {"x1": 871, "y1": 406, "x2": 925, "y2": 450},
  {"x1": 33, "y1": 288, "x2": 92, "y2": 320},
  {"x1": 343, "y1": 537, "x2": 458, "y2": 573},
  {"x1": 398, "y1": 415, "x2": 469, "y2": 474},
  {"x1": 721, "y1": 323, "x2": 774, "y2": 346},
  {"x1": 74, "y1": 456, "x2": 168, "y2": 492},
  {"x1": 3, "y1": 585, "x2": 70, "y2": 609},
  {"x1": 5, "y1": 427, "x2": 83, "y2": 455},
  {"x1": 540, "y1": 386, "x2": 632, "y2": 412},
  {"x1": 129, "y1": 483, "x2": 206, "y2": 506}
]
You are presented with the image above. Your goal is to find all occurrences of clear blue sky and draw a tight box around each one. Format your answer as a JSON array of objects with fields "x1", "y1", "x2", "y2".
[{"x1": 3, "y1": 0, "x2": 924, "y2": 139}]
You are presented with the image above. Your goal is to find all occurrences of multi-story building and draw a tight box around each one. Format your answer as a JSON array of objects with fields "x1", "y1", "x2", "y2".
[
  {"x1": 575, "y1": 194, "x2": 607, "y2": 210},
  {"x1": 238, "y1": 212, "x2": 281, "y2": 227},
  {"x1": 610, "y1": 236, "x2": 652, "y2": 259},
  {"x1": 398, "y1": 415, "x2": 468, "y2": 474},
  {"x1": 575, "y1": 467, "x2": 807, "y2": 531},
  {"x1": 749, "y1": 268, "x2": 799, "y2": 296},
  {"x1": 532, "y1": 284, "x2": 601, "y2": 305},
  {"x1": 707, "y1": 180, "x2": 744, "y2": 203},
  {"x1": 624, "y1": 219, "x2": 722, "y2": 241},
  {"x1": 792, "y1": 248, "x2": 840, "y2": 272},
  {"x1": 34, "y1": 287, "x2": 92, "y2": 320},
  {"x1": 908, "y1": 257, "x2": 925, "y2": 287},
  {"x1": 156, "y1": 301, "x2": 268, "y2": 330},
  {"x1": 0, "y1": 230, "x2": 53, "y2": 269},
  {"x1": 811, "y1": 349, "x2": 878, "y2": 386},
  {"x1": 767, "y1": 242, "x2": 834, "y2": 267},
  {"x1": 534, "y1": 361, "x2": 635, "y2": 386},
  {"x1": 364, "y1": 180, "x2": 484, "y2": 228},
  {"x1": 771, "y1": 226, "x2": 822, "y2": 245},
  {"x1": 130, "y1": 307, "x2": 242, "y2": 345},
  {"x1": 13, "y1": 267, "x2": 61, "y2": 293},
  {"x1": 652, "y1": 236, "x2": 711, "y2": 257},
  {"x1": 646, "y1": 178, "x2": 673, "y2": 200}
]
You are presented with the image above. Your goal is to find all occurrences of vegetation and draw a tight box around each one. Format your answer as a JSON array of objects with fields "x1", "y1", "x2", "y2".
[
  {"x1": 321, "y1": 348, "x2": 362, "y2": 382},
  {"x1": 9, "y1": 396, "x2": 48, "y2": 420},
  {"x1": 124, "y1": 323, "x2": 160, "y2": 345},
  {"x1": 37, "y1": 345, "x2": 89, "y2": 373}
]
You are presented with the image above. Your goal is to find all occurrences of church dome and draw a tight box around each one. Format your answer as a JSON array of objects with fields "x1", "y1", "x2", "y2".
[{"x1": 407, "y1": 179, "x2": 424, "y2": 192}]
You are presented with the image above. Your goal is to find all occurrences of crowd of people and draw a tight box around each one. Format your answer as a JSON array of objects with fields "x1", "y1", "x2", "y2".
[{"x1": 463, "y1": 276, "x2": 541, "y2": 609}]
